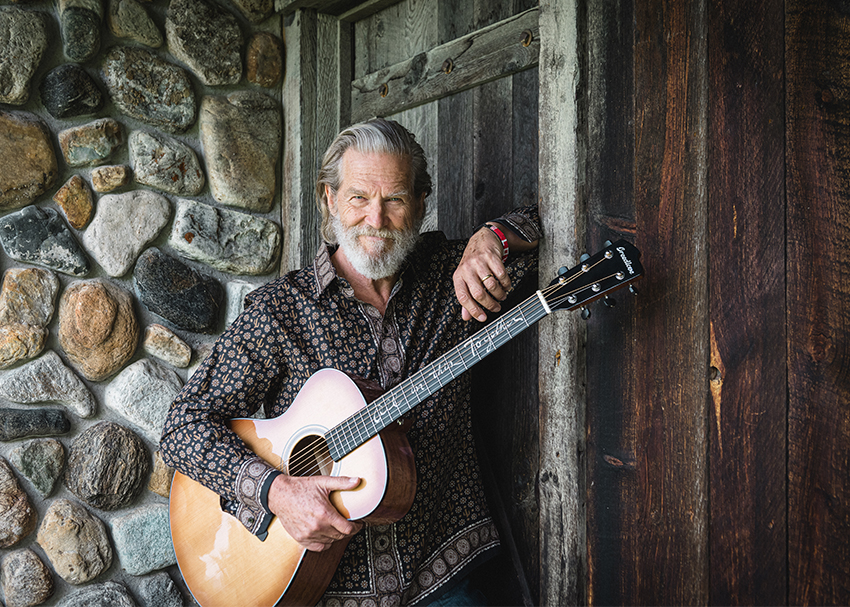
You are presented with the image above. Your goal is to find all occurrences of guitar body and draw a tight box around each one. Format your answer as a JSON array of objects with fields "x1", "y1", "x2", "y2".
[{"x1": 169, "y1": 369, "x2": 417, "y2": 607}]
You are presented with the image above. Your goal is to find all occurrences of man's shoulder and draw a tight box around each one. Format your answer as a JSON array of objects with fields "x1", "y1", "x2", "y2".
[{"x1": 244, "y1": 266, "x2": 317, "y2": 307}]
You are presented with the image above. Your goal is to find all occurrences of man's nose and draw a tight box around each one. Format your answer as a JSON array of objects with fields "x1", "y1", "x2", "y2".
[{"x1": 363, "y1": 199, "x2": 387, "y2": 228}]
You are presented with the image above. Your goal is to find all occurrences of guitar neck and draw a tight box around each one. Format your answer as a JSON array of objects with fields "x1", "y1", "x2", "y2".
[{"x1": 325, "y1": 291, "x2": 550, "y2": 461}]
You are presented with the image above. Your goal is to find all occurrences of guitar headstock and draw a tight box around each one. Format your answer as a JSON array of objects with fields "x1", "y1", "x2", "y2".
[{"x1": 544, "y1": 240, "x2": 643, "y2": 312}]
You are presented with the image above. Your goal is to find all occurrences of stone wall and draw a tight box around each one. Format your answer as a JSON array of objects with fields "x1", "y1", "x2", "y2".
[{"x1": 0, "y1": 0, "x2": 283, "y2": 603}]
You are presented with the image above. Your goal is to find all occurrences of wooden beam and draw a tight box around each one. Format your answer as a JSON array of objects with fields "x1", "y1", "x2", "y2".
[
  {"x1": 350, "y1": 7, "x2": 539, "y2": 122},
  {"x1": 537, "y1": 0, "x2": 586, "y2": 604},
  {"x1": 274, "y1": 0, "x2": 362, "y2": 16}
]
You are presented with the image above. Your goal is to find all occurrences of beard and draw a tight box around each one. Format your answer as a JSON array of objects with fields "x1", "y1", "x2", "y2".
[{"x1": 330, "y1": 214, "x2": 422, "y2": 280}]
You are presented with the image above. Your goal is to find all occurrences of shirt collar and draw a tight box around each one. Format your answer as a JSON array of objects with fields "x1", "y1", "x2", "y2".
[{"x1": 310, "y1": 240, "x2": 420, "y2": 299}]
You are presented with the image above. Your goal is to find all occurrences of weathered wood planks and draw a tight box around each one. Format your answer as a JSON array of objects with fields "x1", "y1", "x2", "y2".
[{"x1": 786, "y1": 2, "x2": 850, "y2": 604}]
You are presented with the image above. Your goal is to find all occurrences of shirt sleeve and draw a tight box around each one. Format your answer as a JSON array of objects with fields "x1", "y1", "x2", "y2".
[
  {"x1": 160, "y1": 299, "x2": 286, "y2": 537},
  {"x1": 490, "y1": 204, "x2": 542, "y2": 243}
]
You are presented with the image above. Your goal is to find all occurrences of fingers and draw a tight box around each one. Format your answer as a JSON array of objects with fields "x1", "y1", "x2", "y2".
[{"x1": 454, "y1": 264, "x2": 510, "y2": 322}]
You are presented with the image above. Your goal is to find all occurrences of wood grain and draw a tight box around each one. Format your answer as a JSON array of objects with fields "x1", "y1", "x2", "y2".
[{"x1": 786, "y1": 2, "x2": 850, "y2": 604}]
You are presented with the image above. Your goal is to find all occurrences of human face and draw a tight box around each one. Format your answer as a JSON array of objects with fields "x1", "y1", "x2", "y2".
[{"x1": 326, "y1": 150, "x2": 424, "y2": 278}]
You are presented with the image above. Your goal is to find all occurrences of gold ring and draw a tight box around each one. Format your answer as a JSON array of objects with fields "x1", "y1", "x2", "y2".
[{"x1": 481, "y1": 274, "x2": 493, "y2": 282}]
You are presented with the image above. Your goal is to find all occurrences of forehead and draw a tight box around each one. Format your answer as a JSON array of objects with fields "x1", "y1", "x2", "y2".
[{"x1": 339, "y1": 149, "x2": 413, "y2": 192}]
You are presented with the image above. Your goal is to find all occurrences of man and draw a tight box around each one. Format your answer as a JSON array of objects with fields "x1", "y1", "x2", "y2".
[{"x1": 161, "y1": 118, "x2": 541, "y2": 606}]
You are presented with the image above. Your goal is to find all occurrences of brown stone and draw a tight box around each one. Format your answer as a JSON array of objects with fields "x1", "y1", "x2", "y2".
[
  {"x1": 58, "y1": 279, "x2": 138, "y2": 381},
  {"x1": 246, "y1": 32, "x2": 283, "y2": 88},
  {"x1": 148, "y1": 450, "x2": 172, "y2": 498},
  {"x1": 0, "y1": 110, "x2": 58, "y2": 211},
  {"x1": 36, "y1": 498, "x2": 112, "y2": 584},
  {"x1": 0, "y1": 323, "x2": 47, "y2": 369},
  {"x1": 143, "y1": 323, "x2": 191, "y2": 367},
  {"x1": 53, "y1": 175, "x2": 94, "y2": 229},
  {"x1": 1, "y1": 548, "x2": 54, "y2": 607},
  {"x1": 0, "y1": 458, "x2": 36, "y2": 548},
  {"x1": 90, "y1": 164, "x2": 131, "y2": 192},
  {"x1": 0, "y1": 267, "x2": 59, "y2": 327}
]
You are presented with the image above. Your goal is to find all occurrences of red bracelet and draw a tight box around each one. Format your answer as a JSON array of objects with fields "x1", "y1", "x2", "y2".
[{"x1": 485, "y1": 224, "x2": 509, "y2": 262}]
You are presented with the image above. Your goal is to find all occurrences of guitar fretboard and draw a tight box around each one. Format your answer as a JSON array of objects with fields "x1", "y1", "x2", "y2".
[{"x1": 324, "y1": 291, "x2": 550, "y2": 461}]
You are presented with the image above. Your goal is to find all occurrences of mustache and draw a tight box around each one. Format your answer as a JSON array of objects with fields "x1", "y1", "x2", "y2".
[{"x1": 349, "y1": 225, "x2": 401, "y2": 239}]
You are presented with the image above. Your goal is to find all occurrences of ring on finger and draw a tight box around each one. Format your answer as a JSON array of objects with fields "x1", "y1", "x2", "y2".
[{"x1": 481, "y1": 274, "x2": 493, "y2": 282}]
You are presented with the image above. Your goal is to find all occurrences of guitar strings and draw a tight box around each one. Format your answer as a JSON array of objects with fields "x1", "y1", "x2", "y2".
[{"x1": 282, "y1": 260, "x2": 621, "y2": 476}]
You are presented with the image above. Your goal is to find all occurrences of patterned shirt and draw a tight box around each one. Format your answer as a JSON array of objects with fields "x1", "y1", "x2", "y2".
[{"x1": 161, "y1": 207, "x2": 540, "y2": 606}]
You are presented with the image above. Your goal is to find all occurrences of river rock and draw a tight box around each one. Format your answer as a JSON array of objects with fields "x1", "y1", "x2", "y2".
[
  {"x1": 108, "y1": 0, "x2": 162, "y2": 47},
  {"x1": 111, "y1": 504, "x2": 175, "y2": 575},
  {"x1": 129, "y1": 130, "x2": 204, "y2": 196},
  {"x1": 1, "y1": 548, "x2": 54, "y2": 607},
  {"x1": 0, "y1": 458, "x2": 36, "y2": 547},
  {"x1": 0, "y1": 408, "x2": 70, "y2": 441},
  {"x1": 246, "y1": 32, "x2": 283, "y2": 87},
  {"x1": 166, "y1": 0, "x2": 242, "y2": 86},
  {"x1": 37, "y1": 498, "x2": 112, "y2": 584},
  {"x1": 147, "y1": 451, "x2": 172, "y2": 498},
  {"x1": 58, "y1": 279, "x2": 139, "y2": 382},
  {"x1": 65, "y1": 421, "x2": 149, "y2": 510},
  {"x1": 9, "y1": 438, "x2": 64, "y2": 498},
  {"x1": 0, "y1": 324, "x2": 46, "y2": 368},
  {"x1": 169, "y1": 198, "x2": 280, "y2": 275},
  {"x1": 58, "y1": 118, "x2": 124, "y2": 167},
  {"x1": 227, "y1": 0, "x2": 272, "y2": 23},
  {"x1": 226, "y1": 279, "x2": 256, "y2": 326},
  {"x1": 143, "y1": 323, "x2": 191, "y2": 368},
  {"x1": 59, "y1": 0, "x2": 103, "y2": 63},
  {"x1": 39, "y1": 64, "x2": 103, "y2": 118},
  {"x1": 101, "y1": 45, "x2": 196, "y2": 133},
  {"x1": 58, "y1": 582, "x2": 137, "y2": 607},
  {"x1": 91, "y1": 164, "x2": 131, "y2": 192},
  {"x1": 0, "y1": 351, "x2": 96, "y2": 418},
  {"x1": 83, "y1": 190, "x2": 170, "y2": 277},
  {"x1": 0, "y1": 206, "x2": 90, "y2": 277},
  {"x1": 134, "y1": 248, "x2": 223, "y2": 333},
  {"x1": 0, "y1": 110, "x2": 58, "y2": 211},
  {"x1": 0, "y1": 267, "x2": 59, "y2": 328},
  {"x1": 200, "y1": 91, "x2": 281, "y2": 212},
  {"x1": 105, "y1": 358, "x2": 182, "y2": 442},
  {"x1": 137, "y1": 571, "x2": 184, "y2": 607},
  {"x1": 0, "y1": 8, "x2": 48, "y2": 105},
  {"x1": 53, "y1": 175, "x2": 94, "y2": 229}
]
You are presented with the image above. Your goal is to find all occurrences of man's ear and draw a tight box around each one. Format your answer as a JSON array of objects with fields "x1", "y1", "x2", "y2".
[{"x1": 325, "y1": 184, "x2": 338, "y2": 215}]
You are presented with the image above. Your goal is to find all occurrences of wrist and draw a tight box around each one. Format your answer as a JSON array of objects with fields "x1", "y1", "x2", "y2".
[{"x1": 480, "y1": 223, "x2": 509, "y2": 262}]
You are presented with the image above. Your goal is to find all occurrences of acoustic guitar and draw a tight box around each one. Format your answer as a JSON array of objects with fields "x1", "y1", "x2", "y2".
[{"x1": 169, "y1": 239, "x2": 643, "y2": 607}]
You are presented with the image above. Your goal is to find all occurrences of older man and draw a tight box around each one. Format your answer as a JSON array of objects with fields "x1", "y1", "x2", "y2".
[{"x1": 161, "y1": 118, "x2": 541, "y2": 606}]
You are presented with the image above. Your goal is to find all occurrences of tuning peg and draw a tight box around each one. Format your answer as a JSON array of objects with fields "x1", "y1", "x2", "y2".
[
  {"x1": 579, "y1": 253, "x2": 591, "y2": 263},
  {"x1": 603, "y1": 296, "x2": 616, "y2": 308},
  {"x1": 629, "y1": 285, "x2": 639, "y2": 296},
  {"x1": 604, "y1": 240, "x2": 613, "y2": 247},
  {"x1": 557, "y1": 266, "x2": 568, "y2": 276},
  {"x1": 581, "y1": 307, "x2": 591, "y2": 320}
]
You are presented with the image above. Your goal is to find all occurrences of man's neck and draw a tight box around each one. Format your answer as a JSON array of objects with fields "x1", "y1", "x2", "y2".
[{"x1": 331, "y1": 248, "x2": 398, "y2": 315}]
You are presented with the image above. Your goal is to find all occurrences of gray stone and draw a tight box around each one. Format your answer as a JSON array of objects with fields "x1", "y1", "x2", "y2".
[
  {"x1": 58, "y1": 582, "x2": 137, "y2": 607},
  {"x1": 83, "y1": 190, "x2": 171, "y2": 277},
  {"x1": 58, "y1": 279, "x2": 139, "y2": 382},
  {"x1": 1, "y1": 548, "x2": 54, "y2": 607},
  {"x1": 111, "y1": 504, "x2": 176, "y2": 575},
  {"x1": 101, "y1": 45, "x2": 196, "y2": 133},
  {"x1": 105, "y1": 358, "x2": 182, "y2": 442},
  {"x1": 170, "y1": 198, "x2": 280, "y2": 275},
  {"x1": 166, "y1": 0, "x2": 242, "y2": 86},
  {"x1": 0, "y1": 324, "x2": 46, "y2": 369},
  {"x1": 90, "y1": 164, "x2": 131, "y2": 192},
  {"x1": 0, "y1": 351, "x2": 97, "y2": 418},
  {"x1": 37, "y1": 498, "x2": 112, "y2": 585},
  {"x1": 200, "y1": 91, "x2": 281, "y2": 212},
  {"x1": 0, "y1": 8, "x2": 48, "y2": 105},
  {"x1": 58, "y1": 118, "x2": 124, "y2": 167},
  {"x1": 9, "y1": 438, "x2": 64, "y2": 498},
  {"x1": 65, "y1": 421, "x2": 149, "y2": 510},
  {"x1": 226, "y1": 279, "x2": 256, "y2": 326},
  {"x1": 60, "y1": 8, "x2": 101, "y2": 63},
  {"x1": 39, "y1": 64, "x2": 103, "y2": 119},
  {"x1": 246, "y1": 31, "x2": 283, "y2": 88},
  {"x1": 129, "y1": 130, "x2": 204, "y2": 196},
  {"x1": 0, "y1": 267, "x2": 59, "y2": 328},
  {"x1": 108, "y1": 0, "x2": 163, "y2": 48},
  {"x1": 143, "y1": 323, "x2": 191, "y2": 368},
  {"x1": 0, "y1": 458, "x2": 36, "y2": 547},
  {"x1": 53, "y1": 174, "x2": 94, "y2": 229},
  {"x1": 0, "y1": 206, "x2": 90, "y2": 277},
  {"x1": 226, "y1": 0, "x2": 272, "y2": 24},
  {"x1": 134, "y1": 248, "x2": 223, "y2": 334},
  {"x1": 0, "y1": 408, "x2": 70, "y2": 441},
  {"x1": 137, "y1": 572, "x2": 184, "y2": 607},
  {"x1": 0, "y1": 110, "x2": 58, "y2": 211}
]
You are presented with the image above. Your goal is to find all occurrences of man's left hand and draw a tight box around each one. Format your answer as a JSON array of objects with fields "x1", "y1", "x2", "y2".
[{"x1": 453, "y1": 225, "x2": 511, "y2": 322}]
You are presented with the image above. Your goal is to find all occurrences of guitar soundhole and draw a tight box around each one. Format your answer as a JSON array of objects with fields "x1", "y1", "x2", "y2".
[{"x1": 288, "y1": 435, "x2": 333, "y2": 477}]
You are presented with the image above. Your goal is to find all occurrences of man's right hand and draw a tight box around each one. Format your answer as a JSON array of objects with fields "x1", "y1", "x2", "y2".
[{"x1": 267, "y1": 474, "x2": 364, "y2": 552}]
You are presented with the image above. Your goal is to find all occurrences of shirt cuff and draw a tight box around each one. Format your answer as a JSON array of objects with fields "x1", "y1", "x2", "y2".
[{"x1": 231, "y1": 456, "x2": 282, "y2": 541}]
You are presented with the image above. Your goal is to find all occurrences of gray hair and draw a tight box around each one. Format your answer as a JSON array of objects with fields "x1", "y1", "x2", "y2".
[{"x1": 315, "y1": 118, "x2": 432, "y2": 243}]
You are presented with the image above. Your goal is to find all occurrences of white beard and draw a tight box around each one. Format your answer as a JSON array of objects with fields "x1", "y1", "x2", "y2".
[{"x1": 331, "y1": 214, "x2": 422, "y2": 280}]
